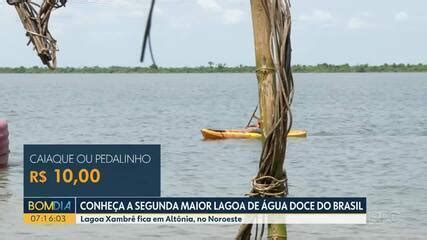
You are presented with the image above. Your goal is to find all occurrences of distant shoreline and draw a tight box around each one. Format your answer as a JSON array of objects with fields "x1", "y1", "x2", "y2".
[{"x1": 1, "y1": 64, "x2": 427, "y2": 73}]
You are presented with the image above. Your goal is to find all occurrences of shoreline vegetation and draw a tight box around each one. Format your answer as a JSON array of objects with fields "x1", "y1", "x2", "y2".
[{"x1": 1, "y1": 63, "x2": 427, "y2": 73}]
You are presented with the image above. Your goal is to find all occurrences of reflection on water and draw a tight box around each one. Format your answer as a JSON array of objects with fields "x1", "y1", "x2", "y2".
[
  {"x1": 0, "y1": 167, "x2": 12, "y2": 203},
  {"x1": 0, "y1": 73, "x2": 426, "y2": 239}
]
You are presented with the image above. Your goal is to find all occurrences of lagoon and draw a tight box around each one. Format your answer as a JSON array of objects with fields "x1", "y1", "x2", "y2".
[{"x1": 0, "y1": 73, "x2": 426, "y2": 239}]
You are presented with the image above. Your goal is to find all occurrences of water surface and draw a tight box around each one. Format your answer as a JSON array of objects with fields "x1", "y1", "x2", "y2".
[{"x1": 0, "y1": 73, "x2": 426, "y2": 239}]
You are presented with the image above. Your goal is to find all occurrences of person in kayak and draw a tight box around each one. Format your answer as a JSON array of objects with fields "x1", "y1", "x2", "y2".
[{"x1": 245, "y1": 116, "x2": 262, "y2": 133}]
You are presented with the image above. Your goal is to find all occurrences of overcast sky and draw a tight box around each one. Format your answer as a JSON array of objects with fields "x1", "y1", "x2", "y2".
[{"x1": 0, "y1": 0, "x2": 426, "y2": 67}]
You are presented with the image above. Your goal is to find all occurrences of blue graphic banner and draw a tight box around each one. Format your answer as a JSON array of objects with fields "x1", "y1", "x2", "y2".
[
  {"x1": 24, "y1": 144, "x2": 161, "y2": 197},
  {"x1": 75, "y1": 197, "x2": 366, "y2": 214}
]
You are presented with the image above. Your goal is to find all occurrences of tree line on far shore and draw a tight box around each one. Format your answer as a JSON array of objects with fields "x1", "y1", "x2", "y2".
[{"x1": 1, "y1": 63, "x2": 427, "y2": 73}]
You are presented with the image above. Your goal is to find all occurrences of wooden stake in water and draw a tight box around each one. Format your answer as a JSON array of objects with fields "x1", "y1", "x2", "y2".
[{"x1": 244, "y1": 0, "x2": 288, "y2": 239}]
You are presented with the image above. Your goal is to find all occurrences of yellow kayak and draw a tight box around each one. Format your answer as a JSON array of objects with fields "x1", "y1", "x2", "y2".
[{"x1": 201, "y1": 128, "x2": 307, "y2": 140}]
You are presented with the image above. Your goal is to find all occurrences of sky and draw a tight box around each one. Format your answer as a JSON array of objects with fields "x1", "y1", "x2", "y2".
[{"x1": 0, "y1": 0, "x2": 426, "y2": 67}]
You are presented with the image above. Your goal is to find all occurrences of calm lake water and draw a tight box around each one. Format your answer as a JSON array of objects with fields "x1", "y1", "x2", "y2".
[{"x1": 0, "y1": 73, "x2": 426, "y2": 239}]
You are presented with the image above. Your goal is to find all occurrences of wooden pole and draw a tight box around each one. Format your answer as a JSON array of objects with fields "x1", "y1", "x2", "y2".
[
  {"x1": 250, "y1": 0, "x2": 275, "y2": 136},
  {"x1": 250, "y1": 0, "x2": 287, "y2": 239}
]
